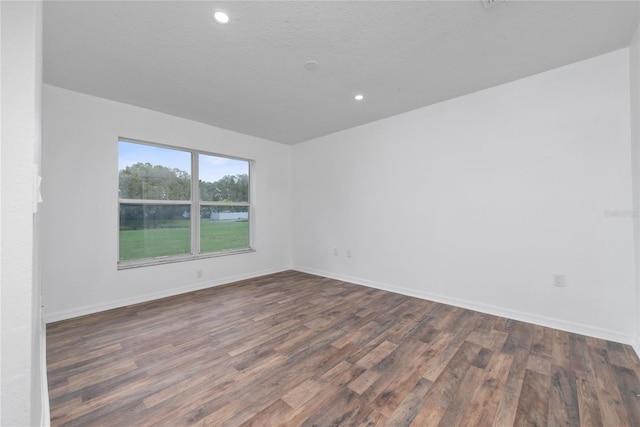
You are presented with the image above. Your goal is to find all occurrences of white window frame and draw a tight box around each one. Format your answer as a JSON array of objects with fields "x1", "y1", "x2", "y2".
[{"x1": 117, "y1": 138, "x2": 254, "y2": 269}]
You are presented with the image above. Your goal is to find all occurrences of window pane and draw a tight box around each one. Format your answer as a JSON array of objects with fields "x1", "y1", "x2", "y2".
[
  {"x1": 199, "y1": 154, "x2": 249, "y2": 202},
  {"x1": 119, "y1": 204, "x2": 191, "y2": 260},
  {"x1": 200, "y1": 206, "x2": 249, "y2": 253},
  {"x1": 119, "y1": 141, "x2": 191, "y2": 200}
]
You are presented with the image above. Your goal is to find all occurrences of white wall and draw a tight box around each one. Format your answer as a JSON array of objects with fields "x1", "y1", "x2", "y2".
[
  {"x1": 630, "y1": 24, "x2": 640, "y2": 349},
  {"x1": 1, "y1": 1, "x2": 45, "y2": 425},
  {"x1": 293, "y1": 49, "x2": 635, "y2": 344},
  {"x1": 42, "y1": 85, "x2": 292, "y2": 321}
]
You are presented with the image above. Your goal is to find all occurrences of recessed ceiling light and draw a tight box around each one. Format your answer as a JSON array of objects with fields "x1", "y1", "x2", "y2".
[
  {"x1": 213, "y1": 10, "x2": 230, "y2": 24},
  {"x1": 354, "y1": 94, "x2": 364, "y2": 101}
]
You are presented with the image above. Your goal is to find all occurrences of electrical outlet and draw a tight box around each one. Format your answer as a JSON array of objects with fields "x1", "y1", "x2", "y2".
[
  {"x1": 553, "y1": 274, "x2": 566, "y2": 287},
  {"x1": 197, "y1": 270, "x2": 203, "y2": 279},
  {"x1": 333, "y1": 248, "x2": 338, "y2": 256},
  {"x1": 346, "y1": 249, "x2": 352, "y2": 258}
]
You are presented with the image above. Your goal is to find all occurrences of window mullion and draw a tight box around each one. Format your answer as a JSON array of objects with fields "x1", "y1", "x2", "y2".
[
  {"x1": 118, "y1": 198, "x2": 191, "y2": 205},
  {"x1": 199, "y1": 202, "x2": 251, "y2": 207},
  {"x1": 191, "y1": 152, "x2": 200, "y2": 255}
]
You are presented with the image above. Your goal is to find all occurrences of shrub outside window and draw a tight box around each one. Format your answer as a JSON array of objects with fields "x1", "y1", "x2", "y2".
[{"x1": 118, "y1": 139, "x2": 252, "y2": 268}]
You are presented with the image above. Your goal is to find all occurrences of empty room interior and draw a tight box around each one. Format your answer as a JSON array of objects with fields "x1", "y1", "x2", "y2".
[{"x1": 3, "y1": 0, "x2": 640, "y2": 425}]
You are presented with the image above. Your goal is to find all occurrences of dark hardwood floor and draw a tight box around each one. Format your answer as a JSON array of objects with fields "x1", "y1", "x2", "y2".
[{"x1": 47, "y1": 270, "x2": 640, "y2": 426}]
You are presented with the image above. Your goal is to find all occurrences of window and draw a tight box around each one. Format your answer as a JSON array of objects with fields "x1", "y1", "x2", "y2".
[{"x1": 118, "y1": 139, "x2": 251, "y2": 268}]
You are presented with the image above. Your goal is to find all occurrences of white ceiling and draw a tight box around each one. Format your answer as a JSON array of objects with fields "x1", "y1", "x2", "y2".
[{"x1": 43, "y1": 1, "x2": 640, "y2": 145}]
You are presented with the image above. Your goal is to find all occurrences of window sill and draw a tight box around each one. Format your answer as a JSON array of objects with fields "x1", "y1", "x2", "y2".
[{"x1": 117, "y1": 248, "x2": 255, "y2": 270}]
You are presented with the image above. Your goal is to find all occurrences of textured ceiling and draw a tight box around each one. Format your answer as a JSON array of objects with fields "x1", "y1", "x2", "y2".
[{"x1": 43, "y1": 1, "x2": 640, "y2": 145}]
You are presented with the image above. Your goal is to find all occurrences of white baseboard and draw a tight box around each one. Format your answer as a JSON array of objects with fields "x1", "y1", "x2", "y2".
[
  {"x1": 293, "y1": 266, "x2": 635, "y2": 346},
  {"x1": 44, "y1": 266, "x2": 292, "y2": 323},
  {"x1": 44, "y1": 263, "x2": 637, "y2": 347}
]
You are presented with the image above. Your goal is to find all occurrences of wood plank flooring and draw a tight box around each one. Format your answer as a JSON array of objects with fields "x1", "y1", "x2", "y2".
[{"x1": 47, "y1": 270, "x2": 640, "y2": 426}]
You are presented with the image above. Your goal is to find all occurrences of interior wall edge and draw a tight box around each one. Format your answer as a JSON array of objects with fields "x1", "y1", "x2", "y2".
[
  {"x1": 293, "y1": 265, "x2": 636, "y2": 348},
  {"x1": 43, "y1": 265, "x2": 292, "y2": 324},
  {"x1": 40, "y1": 321, "x2": 50, "y2": 427}
]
